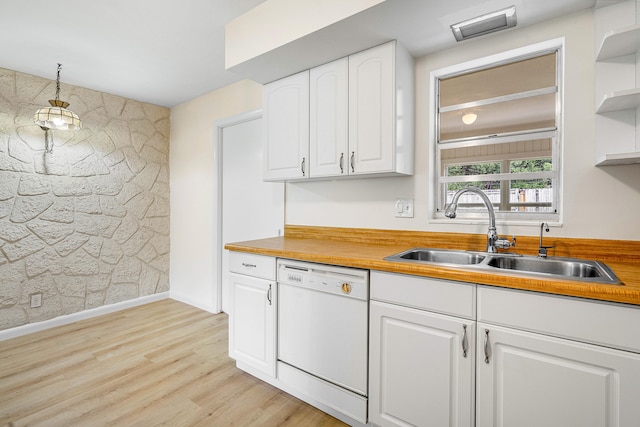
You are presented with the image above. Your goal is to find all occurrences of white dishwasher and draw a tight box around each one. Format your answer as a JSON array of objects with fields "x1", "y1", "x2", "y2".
[{"x1": 277, "y1": 259, "x2": 369, "y2": 424}]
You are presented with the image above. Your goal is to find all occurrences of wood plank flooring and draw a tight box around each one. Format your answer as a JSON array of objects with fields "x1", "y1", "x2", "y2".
[{"x1": 0, "y1": 299, "x2": 347, "y2": 427}]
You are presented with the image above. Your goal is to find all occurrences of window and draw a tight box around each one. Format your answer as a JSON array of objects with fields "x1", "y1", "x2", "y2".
[{"x1": 432, "y1": 41, "x2": 562, "y2": 222}]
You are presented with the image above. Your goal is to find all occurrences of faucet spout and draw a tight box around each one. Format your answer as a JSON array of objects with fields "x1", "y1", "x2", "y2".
[
  {"x1": 445, "y1": 187, "x2": 496, "y2": 228},
  {"x1": 445, "y1": 187, "x2": 505, "y2": 253}
]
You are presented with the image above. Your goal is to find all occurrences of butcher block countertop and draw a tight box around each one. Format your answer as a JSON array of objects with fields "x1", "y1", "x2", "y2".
[{"x1": 225, "y1": 225, "x2": 640, "y2": 306}]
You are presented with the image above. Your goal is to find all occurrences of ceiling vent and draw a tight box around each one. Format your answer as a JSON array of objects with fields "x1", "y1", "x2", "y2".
[{"x1": 451, "y1": 6, "x2": 517, "y2": 42}]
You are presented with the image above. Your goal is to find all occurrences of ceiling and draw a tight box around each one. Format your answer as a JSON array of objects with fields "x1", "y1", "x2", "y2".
[{"x1": 0, "y1": 0, "x2": 604, "y2": 107}]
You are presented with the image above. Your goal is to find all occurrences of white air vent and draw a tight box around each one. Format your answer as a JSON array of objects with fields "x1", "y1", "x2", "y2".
[{"x1": 451, "y1": 6, "x2": 517, "y2": 42}]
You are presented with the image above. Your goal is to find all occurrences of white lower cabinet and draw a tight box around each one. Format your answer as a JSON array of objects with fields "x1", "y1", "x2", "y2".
[
  {"x1": 226, "y1": 254, "x2": 640, "y2": 427},
  {"x1": 476, "y1": 285, "x2": 640, "y2": 427},
  {"x1": 228, "y1": 252, "x2": 276, "y2": 378},
  {"x1": 369, "y1": 274, "x2": 640, "y2": 427},
  {"x1": 476, "y1": 323, "x2": 640, "y2": 427},
  {"x1": 369, "y1": 272, "x2": 476, "y2": 427}
]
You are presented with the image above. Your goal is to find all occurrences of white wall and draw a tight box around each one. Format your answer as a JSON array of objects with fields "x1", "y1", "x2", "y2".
[
  {"x1": 285, "y1": 9, "x2": 640, "y2": 240},
  {"x1": 170, "y1": 80, "x2": 262, "y2": 312}
]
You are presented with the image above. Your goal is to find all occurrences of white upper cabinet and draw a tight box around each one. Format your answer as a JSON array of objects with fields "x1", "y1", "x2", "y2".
[
  {"x1": 350, "y1": 42, "x2": 402, "y2": 175},
  {"x1": 309, "y1": 58, "x2": 349, "y2": 178},
  {"x1": 264, "y1": 41, "x2": 414, "y2": 181},
  {"x1": 263, "y1": 70, "x2": 310, "y2": 181}
]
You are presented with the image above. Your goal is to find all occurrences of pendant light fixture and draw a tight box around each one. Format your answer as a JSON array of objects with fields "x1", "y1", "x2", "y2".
[
  {"x1": 34, "y1": 63, "x2": 82, "y2": 152},
  {"x1": 462, "y1": 112, "x2": 477, "y2": 125}
]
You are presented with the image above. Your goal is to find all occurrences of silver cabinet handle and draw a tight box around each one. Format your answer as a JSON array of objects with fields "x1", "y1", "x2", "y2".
[
  {"x1": 267, "y1": 284, "x2": 272, "y2": 306},
  {"x1": 301, "y1": 157, "x2": 306, "y2": 176},
  {"x1": 241, "y1": 263, "x2": 256, "y2": 268},
  {"x1": 339, "y1": 153, "x2": 344, "y2": 174},
  {"x1": 462, "y1": 324, "x2": 468, "y2": 358},
  {"x1": 484, "y1": 329, "x2": 490, "y2": 364},
  {"x1": 350, "y1": 151, "x2": 355, "y2": 173}
]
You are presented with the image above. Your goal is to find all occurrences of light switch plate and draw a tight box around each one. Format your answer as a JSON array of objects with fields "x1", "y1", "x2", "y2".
[{"x1": 394, "y1": 199, "x2": 414, "y2": 218}]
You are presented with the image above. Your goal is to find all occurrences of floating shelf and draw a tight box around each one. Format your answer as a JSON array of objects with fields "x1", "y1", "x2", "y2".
[
  {"x1": 596, "y1": 24, "x2": 640, "y2": 61},
  {"x1": 594, "y1": 3, "x2": 640, "y2": 167},
  {"x1": 596, "y1": 88, "x2": 640, "y2": 113},
  {"x1": 596, "y1": 152, "x2": 640, "y2": 166}
]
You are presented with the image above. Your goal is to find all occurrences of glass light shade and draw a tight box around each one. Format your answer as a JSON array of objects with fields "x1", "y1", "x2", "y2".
[
  {"x1": 34, "y1": 101, "x2": 82, "y2": 130},
  {"x1": 462, "y1": 112, "x2": 477, "y2": 125}
]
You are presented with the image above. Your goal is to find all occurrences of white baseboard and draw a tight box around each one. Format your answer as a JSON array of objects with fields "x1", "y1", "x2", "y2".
[
  {"x1": 0, "y1": 292, "x2": 170, "y2": 342},
  {"x1": 170, "y1": 291, "x2": 220, "y2": 314}
]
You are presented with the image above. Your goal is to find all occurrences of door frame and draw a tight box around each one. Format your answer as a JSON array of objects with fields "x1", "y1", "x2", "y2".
[{"x1": 213, "y1": 109, "x2": 262, "y2": 313}]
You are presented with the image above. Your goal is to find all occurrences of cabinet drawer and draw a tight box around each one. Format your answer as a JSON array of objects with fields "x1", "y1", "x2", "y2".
[
  {"x1": 478, "y1": 285, "x2": 640, "y2": 353},
  {"x1": 371, "y1": 271, "x2": 476, "y2": 319},
  {"x1": 229, "y1": 252, "x2": 276, "y2": 280}
]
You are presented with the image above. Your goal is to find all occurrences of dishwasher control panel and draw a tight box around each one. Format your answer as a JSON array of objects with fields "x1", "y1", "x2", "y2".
[{"x1": 277, "y1": 259, "x2": 369, "y2": 300}]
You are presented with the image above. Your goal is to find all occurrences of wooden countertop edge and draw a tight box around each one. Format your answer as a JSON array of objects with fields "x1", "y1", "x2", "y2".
[{"x1": 225, "y1": 235, "x2": 640, "y2": 306}]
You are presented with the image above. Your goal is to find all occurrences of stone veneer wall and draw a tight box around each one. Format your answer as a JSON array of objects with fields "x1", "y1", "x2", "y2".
[{"x1": 0, "y1": 67, "x2": 170, "y2": 331}]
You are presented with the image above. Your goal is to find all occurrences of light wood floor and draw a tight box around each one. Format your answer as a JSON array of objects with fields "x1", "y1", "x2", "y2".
[{"x1": 0, "y1": 299, "x2": 347, "y2": 427}]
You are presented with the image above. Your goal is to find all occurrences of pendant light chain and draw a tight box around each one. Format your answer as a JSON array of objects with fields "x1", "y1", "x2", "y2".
[{"x1": 55, "y1": 63, "x2": 62, "y2": 103}]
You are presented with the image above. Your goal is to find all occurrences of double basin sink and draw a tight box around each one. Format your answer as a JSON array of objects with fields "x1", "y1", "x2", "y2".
[{"x1": 385, "y1": 248, "x2": 621, "y2": 284}]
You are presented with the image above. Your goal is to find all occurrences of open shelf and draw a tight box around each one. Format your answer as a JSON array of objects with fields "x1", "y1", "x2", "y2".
[
  {"x1": 594, "y1": 3, "x2": 640, "y2": 167},
  {"x1": 596, "y1": 24, "x2": 640, "y2": 61},
  {"x1": 596, "y1": 88, "x2": 640, "y2": 113},
  {"x1": 596, "y1": 152, "x2": 640, "y2": 166}
]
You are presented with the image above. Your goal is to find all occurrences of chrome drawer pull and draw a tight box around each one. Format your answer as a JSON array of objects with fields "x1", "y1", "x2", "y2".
[
  {"x1": 462, "y1": 324, "x2": 468, "y2": 358},
  {"x1": 484, "y1": 329, "x2": 490, "y2": 364}
]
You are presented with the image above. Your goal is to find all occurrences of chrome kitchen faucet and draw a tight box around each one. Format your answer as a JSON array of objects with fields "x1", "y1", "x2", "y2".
[{"x1": 445, "y1": 187, "x2": 516, "y2": 253}]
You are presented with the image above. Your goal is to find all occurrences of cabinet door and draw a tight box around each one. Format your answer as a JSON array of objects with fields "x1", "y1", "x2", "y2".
[
  {"x1": 263, "y1": 70, "x2": 309, "y2": 181},
  {"x1": 369, "y1": 300, "x2": 475, "y2": 427},
  {"x1": 229, "y1": 273, "x2": 276, "y2": 377},
  {"x1": 349, "y1": 42, "x2": 395, "y2": 175},
  {"x1": 309, "y1": 58, "x2": 348, "y2": 178},
  {"x1": 477, "y1": 323, "x2": 640, "y2": 427}
]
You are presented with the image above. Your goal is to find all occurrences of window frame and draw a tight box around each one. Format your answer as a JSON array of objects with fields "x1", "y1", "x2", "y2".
[{"x1": 429, "y1": 38, "x2": 564, "y2": 225}]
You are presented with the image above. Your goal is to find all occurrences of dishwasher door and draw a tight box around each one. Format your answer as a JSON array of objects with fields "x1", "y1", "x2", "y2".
[{"x1": 277, "y1": 263, "x2": 369, "y2": 396}]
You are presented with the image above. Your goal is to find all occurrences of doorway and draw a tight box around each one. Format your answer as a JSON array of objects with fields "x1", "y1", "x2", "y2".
[{"x1": 215, "y1": 110, "x2": 284, "y2": 313}]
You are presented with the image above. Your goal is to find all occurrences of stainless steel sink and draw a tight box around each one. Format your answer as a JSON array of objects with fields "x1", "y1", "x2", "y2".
[
  {"x1": 385, "y1": 248, "x2": 621, "y2": 284},
  {"x1": 486, "y1": 255, "x2": 620, "y2": 283},
  {"x1": 384, "y1": 248, "x2": 487, "y2": 265}
]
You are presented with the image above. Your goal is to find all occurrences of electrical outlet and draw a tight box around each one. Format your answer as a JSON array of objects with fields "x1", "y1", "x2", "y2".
[{"x1": 30, "y1": 293, "x2": 42, "y2": 308}]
